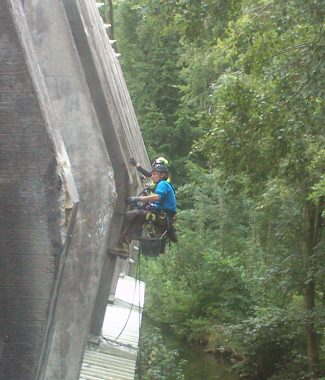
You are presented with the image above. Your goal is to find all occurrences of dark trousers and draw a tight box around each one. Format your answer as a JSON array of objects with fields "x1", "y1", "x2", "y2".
[
  {"x1": 120, "y1": 209, "x2": 147, "y2": 243},
  {"x1": 120, "y1": 208, "x2": 177, "y2": 244}
]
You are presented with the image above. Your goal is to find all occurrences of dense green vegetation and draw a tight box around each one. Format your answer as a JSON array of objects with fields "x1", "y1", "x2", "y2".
[
  {"x1": 136, "y1": 325, "x2": 186, "y2": 380},
  {"x1": 108, "y1": 0, "x2": 325, "y2": 378}
]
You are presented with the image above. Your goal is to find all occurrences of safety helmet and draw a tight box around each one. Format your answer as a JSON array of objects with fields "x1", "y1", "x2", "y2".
[
  {"x1": 152, "y1": 164, "x2": 169, "y2": 174},
  {"x1": 152, "y1": 156, "x2": 169, "y2": 167}
]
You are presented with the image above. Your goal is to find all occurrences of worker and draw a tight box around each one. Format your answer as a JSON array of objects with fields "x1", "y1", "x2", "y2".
[
  {"x1": 120, "y1": 164, "x2": 177, "y2": 245},
  {"x1": 128, "y1": 156, "x2": 170, "y2": 195},
  {"x1": 128, "y1": 156, "x2": 169, "y2": 178}
]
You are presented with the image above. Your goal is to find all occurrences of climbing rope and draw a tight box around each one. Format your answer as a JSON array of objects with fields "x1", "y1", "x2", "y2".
[
  {"x1": 137, "y1": 249, "x2": 142, "y2": 380},
  {"x1": 111, "y1": 252, "x2": 141, "y2": 343},
  {"x1": 100, "y1": 245, "x2": 145, "y2": 379}
]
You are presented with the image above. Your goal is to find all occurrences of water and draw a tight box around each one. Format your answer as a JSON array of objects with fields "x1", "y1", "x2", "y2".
[
  {"x1": 142, "y1": 317, "x2": 239, "y2": 380},
  {"x1": 164, "y1": 330, "x2": 238, "y2": 380}
]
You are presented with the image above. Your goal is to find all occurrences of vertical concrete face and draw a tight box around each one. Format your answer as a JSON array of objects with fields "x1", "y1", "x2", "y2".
[
  {"x1": 59, "y1": 0, "x2": 150, "y2": 343},
  {"x1": 0, "y1": 1, "x2": 78, "y2": 379},
  {"x1": 21, "y1": 1, "x2": 118, "y2": 379}
]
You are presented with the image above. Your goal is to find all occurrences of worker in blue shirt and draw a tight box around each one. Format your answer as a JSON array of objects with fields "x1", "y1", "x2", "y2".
[
  {"x1": 128, "y1": 156, "x2": 169, "y2": 179},
  {"x1": 120, "y1": 164, "x2": 177, "y2": 245},
  {"x1": 128, "y1": 156, "x2": 170, "y2": 195}
]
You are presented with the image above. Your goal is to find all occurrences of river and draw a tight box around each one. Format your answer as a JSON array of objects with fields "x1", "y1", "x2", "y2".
[{"x1": 141, "y1": 316, "x2": 239, "y2": 380}]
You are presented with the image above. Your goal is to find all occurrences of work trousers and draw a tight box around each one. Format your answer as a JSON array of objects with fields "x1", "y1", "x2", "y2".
[
  {"x1": 120, "y1": 209, "x2": 147, "y2": 244},
  {"x1": 120, "y1": 208, "x2": 173, "y2": 243}
]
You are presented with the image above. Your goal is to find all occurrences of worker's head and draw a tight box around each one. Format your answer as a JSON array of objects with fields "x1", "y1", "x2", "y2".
[
  {"x1": 152, "y1": 156, "x2": 169, "y2": 168},
  {"x1": 151, "y1": 164, "x2": 169, "y2": 183}
]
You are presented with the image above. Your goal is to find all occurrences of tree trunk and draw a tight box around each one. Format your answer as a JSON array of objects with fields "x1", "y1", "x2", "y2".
[
  {"x1": 304, "y1": 280, "x2": 318, "y2": 373},
  {"x1": 303, "y1": 203, "x2": 320, "y2": 375}
]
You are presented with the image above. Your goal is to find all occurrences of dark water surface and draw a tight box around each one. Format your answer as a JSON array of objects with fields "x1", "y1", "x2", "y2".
[{"x1": 142, "y1": 317, "x2": 239, "y2": 380}]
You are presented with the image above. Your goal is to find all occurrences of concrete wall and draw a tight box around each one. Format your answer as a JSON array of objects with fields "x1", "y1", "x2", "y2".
[{"x1": 0, "y1": 1, "x2": 149, "y2": 379}]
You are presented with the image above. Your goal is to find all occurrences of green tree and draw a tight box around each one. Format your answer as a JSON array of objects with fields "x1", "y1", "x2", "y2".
[
  {"x1": 115, "y1": 0, "x2": 325, "y2": 377},
  {"x1": 189, "y1": 1, "x2": 325, "y2": 374}
]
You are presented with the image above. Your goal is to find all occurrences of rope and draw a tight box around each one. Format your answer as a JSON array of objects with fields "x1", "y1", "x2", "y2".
[
  {"x1": 100, "y1": 251, "x2": 144, "y2": 380},
  {"x1": 111, "y1": 255, "x2": 140, "y2": 342},
  {"x1": 137, "y1": 249, "x2": 142, "y2": 380}
]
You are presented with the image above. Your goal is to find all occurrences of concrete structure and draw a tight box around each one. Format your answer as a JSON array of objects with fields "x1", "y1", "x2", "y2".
[{"x1": 0, "y1": 1, "x2": 148, "y2": 379}]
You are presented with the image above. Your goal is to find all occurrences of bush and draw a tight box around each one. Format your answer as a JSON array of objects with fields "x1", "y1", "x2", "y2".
[
  {"x1": 223, "y1": 308, "x2": 307, "y2": 380},
  {"x1": 136, "y1": 326, "x2": 186, "y2": 380}
]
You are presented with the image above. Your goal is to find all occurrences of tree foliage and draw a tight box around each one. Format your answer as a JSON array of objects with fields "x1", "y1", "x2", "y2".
[{"x1": 113, "y1": 0, "x2": 325, "y2": 378}]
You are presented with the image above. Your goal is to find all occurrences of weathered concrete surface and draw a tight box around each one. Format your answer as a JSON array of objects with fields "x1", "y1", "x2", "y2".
[
  {"x1": 0, "y1": 0, "x2": 148, "y2": 379},
  {"x1": 0, "y1": 1, "x2": 78, "y2": 379},
  {"x1": 21, "y1": 1, "x2": 116, "y2": 379},
  {"x1": 57, "y1": 0, "x2": 150, "y2": 353}
]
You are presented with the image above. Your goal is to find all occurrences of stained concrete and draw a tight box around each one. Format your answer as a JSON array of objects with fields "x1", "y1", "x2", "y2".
[
  {"x1": 1, "y1": 0, "x2": 149, "y2": 379},
  {"x1": 0, "y1": 1, "x2": 78, "y2": 379}
]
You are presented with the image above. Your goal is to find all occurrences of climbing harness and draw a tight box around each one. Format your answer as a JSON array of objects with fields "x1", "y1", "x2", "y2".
[
  {"x1": 130, "y1": 174, "x2": 177, "y2": 257},
  {"x1": 138, "y1": 209, "x2": 177, "y2": 257}
]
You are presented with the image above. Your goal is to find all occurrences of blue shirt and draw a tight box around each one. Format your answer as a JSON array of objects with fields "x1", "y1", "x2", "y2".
[{"x1": 152, "y1": 180, "x2": 176, "y2": 213}]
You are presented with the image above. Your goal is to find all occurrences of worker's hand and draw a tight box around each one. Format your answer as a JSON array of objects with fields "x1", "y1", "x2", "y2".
[
  {"x1": 127, "y1": 196, "x2": 141, "y2": 204},
  {"x1": 128, "y1": 157, "x2": 136, "y2": 166}
]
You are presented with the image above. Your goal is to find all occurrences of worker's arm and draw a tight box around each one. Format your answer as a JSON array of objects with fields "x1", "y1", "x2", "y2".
[
  {"x1": 127, "y1": 194, "x2": 160, "y2": 204},
  {"x1": 136, "y1": 164, "x2": 152, "y2": 178},
  {"x1": 138, "y1": 194, "x2": 160, "y2": 203},
  {"x1": 128, "y1": 157, "x2": 152, "y2": 177}
]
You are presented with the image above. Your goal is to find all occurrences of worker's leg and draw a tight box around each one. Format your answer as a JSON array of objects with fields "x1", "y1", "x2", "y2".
[
  {"x1": 120, "y1": 209, "x2": 146, "y2": 244},
  {"x1": 153, "y1": 212, "x2": 178, "y2": 242}
]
